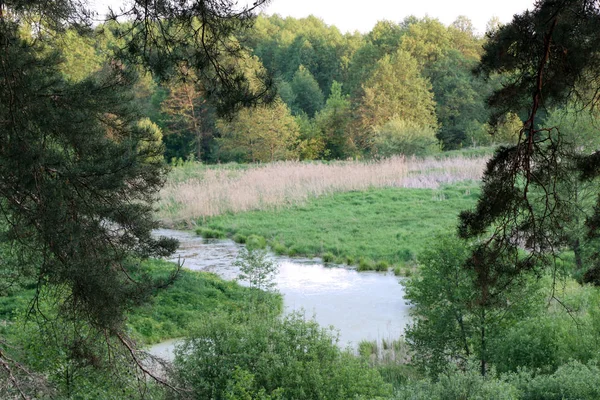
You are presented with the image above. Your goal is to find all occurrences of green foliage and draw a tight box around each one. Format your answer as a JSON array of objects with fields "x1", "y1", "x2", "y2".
[
  {"x1": 405, "y1": 236, "x2": 545, "y2": 376},
  {"x1": 373, "y1": 118, "x2": 440, "y2": 157},
  {"x1": 171, "y1": 311, "x2": 392, "y2": 399},
  {"x1": 196, "y1": 227, "x2": 226, "y2": 239},
  {"x1": 233, "y1": 233, "x2": 248, "y2": 244},
  {"x1": 315, "y1": 81, "x2": 354, "y2": 159},
  {"x1": 355, "y1": 49, "x2": 437, "y2": 153},
  {"x1": 217, "y1": 99, "x2": 300, "y2": 162},
  {"x1": 234, "y1": 248, "x2": 279, "y2": 292},
  {"x1": 488, "y1": 283, "x2": 600, "y2": 374},
  {"x1": 56, "y1": 29, "x2": 103, "y2": 82},
  {"x1": 543, "y1": 106, "x2": 600, "y2": 151},
  {"x1": 395, "y1": 366, "x2": 519, "y2": 400},
  {"x1": 508, "y1": 361, "x2": 600, "y2": 400},
  {"x1": 288, "y1": 65, "x2": 325, "y2": 117},
  {"x1": 358, "y1": 257, "x2": 376, "y2": 271},
  {"x1": 245, "y1": 234, "x2": 267, "y2": 250},
  {"x1": 247, "y1": 14, "x2": 353, "y2": 96},
  {"x1": 322, "y1": 252, "x2": 336, "y2": 263},
  {"x1": 426, "y1": 50, "x2": 490, "y2": 149},
  {"x1": 198, "y1": 185, "x2": 480, "y2": 266},
  {"x1": 128, "y1": 259, "x2": 282, "y2": 344},
  {"x1": 0, "y1": 259, "x2": 273, "y2": 398},
  {"x1": 295, "y1": 112, "x2": 326, "y2": 160},
  {"x1": 404, "y1": 236, "x2": 476, "y2": 375},
  {"x1": 375, "y1": 260, "x2": 389, "y2": 271},
  {"x1": 478, "y1": 0, "x2": 600, "y2": 125},
  {"x1": 492, "y1": 112, "x2": 522, "y2": 145},
  {"x1": 399, "y1": 17, "x2": 453, "y2": 67},
  {"x1": 394, "y1": 361, "x2": 600, "y2": 399},
  {"x1": 224, "y1": 368, "x2": 285, "y2": 400},
  {"x1": 0, "y1": 19, "x2": 179, "y2": 342}
]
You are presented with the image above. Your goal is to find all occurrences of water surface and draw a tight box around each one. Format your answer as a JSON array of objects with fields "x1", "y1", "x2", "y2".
[{"x1": 150, "y1": 229, "x2": 410, "y2": 357}]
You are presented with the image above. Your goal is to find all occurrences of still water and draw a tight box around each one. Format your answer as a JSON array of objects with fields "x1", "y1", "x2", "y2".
[{"x1": 149, "y1": 229, "x2": 411, "y2": 358}]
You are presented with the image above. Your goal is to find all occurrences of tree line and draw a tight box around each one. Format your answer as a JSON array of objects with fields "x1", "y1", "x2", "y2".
[{"x1": 55, "y1": 13, "x2": 526, "y2": 164}]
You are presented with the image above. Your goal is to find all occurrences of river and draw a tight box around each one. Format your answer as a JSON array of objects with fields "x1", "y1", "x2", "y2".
[{"x1": 149, "y1": 229, "x2": 411, "y2": 359}]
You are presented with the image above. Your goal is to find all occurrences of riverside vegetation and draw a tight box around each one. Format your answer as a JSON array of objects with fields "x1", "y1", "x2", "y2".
[{"x1": 3, "y1": 0, "x2": 600, "y2": 398}]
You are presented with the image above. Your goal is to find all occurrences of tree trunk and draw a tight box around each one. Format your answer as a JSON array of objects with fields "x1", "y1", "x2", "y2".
[{"x1": 480, "y1": 308, "x2": 486, "y2": 376}]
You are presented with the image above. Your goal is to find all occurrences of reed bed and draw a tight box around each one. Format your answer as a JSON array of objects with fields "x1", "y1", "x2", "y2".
[{"x1": 158, "y1": 155, "x2": 488, "y2": 225}]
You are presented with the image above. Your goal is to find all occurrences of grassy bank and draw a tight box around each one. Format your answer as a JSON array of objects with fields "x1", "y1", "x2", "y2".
[
  {"x1": 195, "y1": 183, "x2": 480, "y2": 271},
  {"x1": 130, "y1": 259, "x2": 282, "y2": 344},
  {"x1": 0, "y1": 260, "x2": 280, "y2": 346}
]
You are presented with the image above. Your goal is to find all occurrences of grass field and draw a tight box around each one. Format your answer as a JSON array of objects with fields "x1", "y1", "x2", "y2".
[{"x1": 195, "y1": 182, "x2": 481, "y2": 271}]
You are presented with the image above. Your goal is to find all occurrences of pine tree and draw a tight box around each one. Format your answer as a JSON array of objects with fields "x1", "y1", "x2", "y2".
[{"x1": 0, "y1": 0, "x2": 271, "y2": 395}]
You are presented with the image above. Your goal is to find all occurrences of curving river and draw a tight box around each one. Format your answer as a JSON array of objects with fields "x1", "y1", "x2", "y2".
[{"x1": 149, "y1": 229, "x2": 411, "y2": 359}]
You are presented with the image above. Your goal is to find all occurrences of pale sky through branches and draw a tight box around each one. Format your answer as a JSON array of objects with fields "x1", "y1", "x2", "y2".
[
  {"x1": 262, "y1": 0, "x2": 535, "y2": 34},
  {"x1": 93, "y1": 0, "x2": 536, "y2": 35}
]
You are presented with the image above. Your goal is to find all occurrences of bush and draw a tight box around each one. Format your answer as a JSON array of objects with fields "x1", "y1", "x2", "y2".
[
  {"x1": 508, "y1": 361, "x2": 600, "y2": 400},
  {"x1": 234, "y1": 248, "x2": 278, "y2": 292},
  {"x1": 394, "y1": 366, "x2": 519, "y2": 400},
  {"x1": 373, "y1": 119, "x2": 440, "y2": 157},
  {"x1": 270, "y1": 241, "x2": 287, "y2": 255},
  {"x1": 232, "y1": 233, "x2": 247, "y2": 244},
  {"x1": 172, "y1": 312, "x2": 392, "y2": 399}
]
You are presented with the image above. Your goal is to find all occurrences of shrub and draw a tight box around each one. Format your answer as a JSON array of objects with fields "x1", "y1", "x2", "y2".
[
  {"x1": 270, "y1": 241, "x2": 287, "y2": 255},
  {"x1": 373, "y1": 119, "x2": 440, "y2": 157},
  {"x1": 394, "y1": 366, "x2": 519, "y2": 400},
  {"x1": 508, "y1": 361, "x2": 600, "y2": 400},
  {"x1": 172, "y1": 312, "x2": 393, "y2": 399},
  {"x1": 234, "y1": 248, "x2": 278, "y2": 292}
]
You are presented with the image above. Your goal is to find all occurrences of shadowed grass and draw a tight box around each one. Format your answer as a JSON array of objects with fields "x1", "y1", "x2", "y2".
[
  {"x1": 128, "y1": 259, "x2": 281, "y2": 344},
  {"x1": 0, "y1": 259, "x2": 281, "y2": 346}
]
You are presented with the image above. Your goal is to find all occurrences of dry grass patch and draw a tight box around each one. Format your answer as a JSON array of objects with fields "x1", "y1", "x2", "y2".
[{"x1": 158, "y1": 155, "x2": 487, "y2": 225}]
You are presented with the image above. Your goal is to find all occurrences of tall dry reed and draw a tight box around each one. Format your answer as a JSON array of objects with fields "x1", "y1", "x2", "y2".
[{"x1": 158, "y1": 155, "x2": 487, "y2": 225}]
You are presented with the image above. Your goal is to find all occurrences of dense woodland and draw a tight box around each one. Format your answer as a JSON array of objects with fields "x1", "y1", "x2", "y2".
[
  {"x1": 52, "y1": 12, "x2": 522, "y2": 163},
  {"x1": 3, "y1": 0, "x2": 600, "y2": 398}
]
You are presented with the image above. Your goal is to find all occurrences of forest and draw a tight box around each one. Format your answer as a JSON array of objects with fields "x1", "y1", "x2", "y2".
[{"x1": 2, "y1": 0, "x2": 600, "y2": 399}]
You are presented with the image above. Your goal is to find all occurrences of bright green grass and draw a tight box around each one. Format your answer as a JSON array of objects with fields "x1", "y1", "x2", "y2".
[{"x1": 197, "y1": 182, "x2": 481, "y2": 267}]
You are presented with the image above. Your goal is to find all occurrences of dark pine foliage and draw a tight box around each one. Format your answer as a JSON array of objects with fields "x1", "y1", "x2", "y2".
[
  {"x1": 0, "y1": 0, "x2": 273, "y2": 395},
  {"x1": 462, "y1": 0, "x2": 600, "y2": 294}
]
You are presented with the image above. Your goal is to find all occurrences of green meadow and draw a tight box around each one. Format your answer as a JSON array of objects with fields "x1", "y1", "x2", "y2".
[{"x1": 196, "y1": 182, "x2": 480, "y2": 271}]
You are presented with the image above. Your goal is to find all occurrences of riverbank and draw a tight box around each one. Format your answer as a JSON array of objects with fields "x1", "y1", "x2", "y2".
[
  {"x1": 128, "y1": 259, "x2": 282, "y2": 344},
  {"x1": 192, "y1": 183, "x2": 480, "y2": 272},
  {"x1": 0, "y1": 260, "x2": 281, "y2": 347}
]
